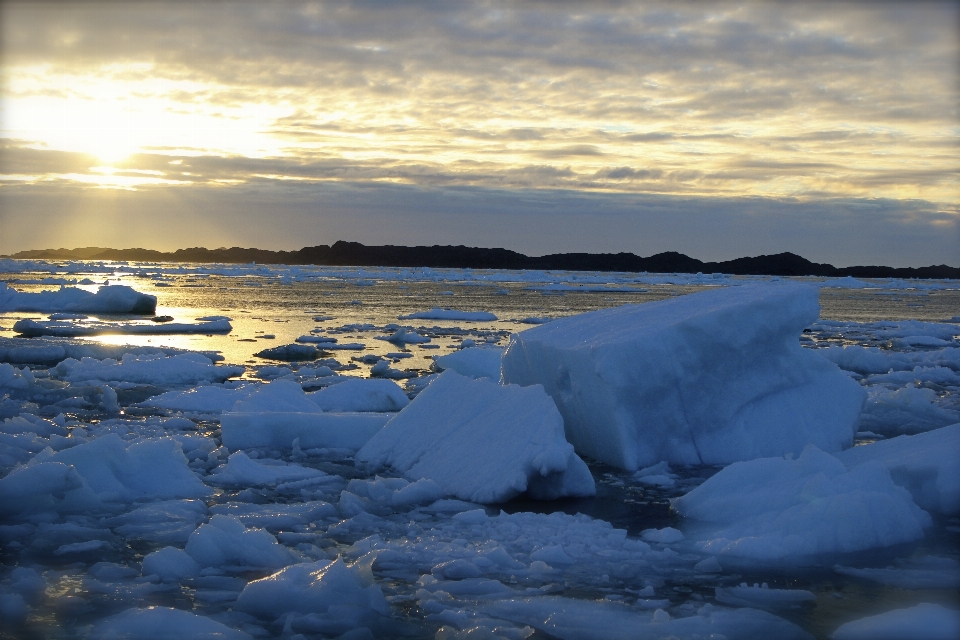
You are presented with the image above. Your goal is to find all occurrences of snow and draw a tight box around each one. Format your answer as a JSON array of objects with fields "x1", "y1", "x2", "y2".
[
  {"x1": 307, "y1": 378, "x2": 410, "y2": 412},
  {"x1": 399, "y1": 307, "x2": 498, "y2": 321},
  {"x1": 357, "y1": 371, "x2": 595, "y2": 503},
  {"x1": 0, "y1": 282, "x2": 156, "y2": 314},
  {"x1": 433, "y1": 345, "x2": 504, "y2": 379},
  {"x1": 837, "y1": 423, "x2": 960, "y2": 514},
  {"x1": 89, "y1": 606, "x2": 252, "y2": 640},
  {"x1": 673, "y1": 445, "x2": 931, "y2": 560},
  {"x1": 831, "y1": 603, "x2": 960, "y2": 640},
  {"x1": 13, "y1": 318, "x2": 231, "y2": 337},
  {"x1": 502, "y1": 282, "x2": 865, "y2": 469}
]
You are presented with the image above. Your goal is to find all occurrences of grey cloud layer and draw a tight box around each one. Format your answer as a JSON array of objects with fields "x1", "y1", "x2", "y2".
[{"x1": 1, "y1": 1, "x2": 958, "y2": 263}]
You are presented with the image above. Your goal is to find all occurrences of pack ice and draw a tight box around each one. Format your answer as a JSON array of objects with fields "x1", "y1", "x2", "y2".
[
  {"x1": 357, "y1": 371, "x2": 595, "y2": 503},
  {"x1": 501, "y1": 282, "x2": 865, "y2": 469}
]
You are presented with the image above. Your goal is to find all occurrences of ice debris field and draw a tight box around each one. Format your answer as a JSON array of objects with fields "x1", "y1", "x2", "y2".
[{"x1": 0, "y1": 260, "x2": 958, "y2": 640}]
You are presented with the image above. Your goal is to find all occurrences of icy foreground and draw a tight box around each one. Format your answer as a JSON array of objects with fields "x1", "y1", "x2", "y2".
[
  {"x1": 1, "y1": 262, "x2": 958, "y2": 639},
  {"x1": 357, "y1": 371, "x2": 595, "y2": 502},
  {"x1": 502, "y1": 282, "x2": 866, "y2": 469}
]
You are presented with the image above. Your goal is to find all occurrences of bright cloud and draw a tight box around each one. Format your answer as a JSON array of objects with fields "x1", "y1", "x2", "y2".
[{"x1": 0, "y1": 1, "x2": 957, "y2": 264}]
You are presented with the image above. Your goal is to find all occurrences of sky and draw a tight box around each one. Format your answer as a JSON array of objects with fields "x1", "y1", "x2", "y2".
[{"x1": 1, "y1": 1, "x2": 958, "y2": 267}]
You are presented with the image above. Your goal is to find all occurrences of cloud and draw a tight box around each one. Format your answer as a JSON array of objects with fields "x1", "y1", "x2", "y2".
[
  {"x1": 1, "y1": 1, "x2": 957, "y2": 264},
  {"x1": 2, "y1": 180, "x2": 956, "y2": 267}
]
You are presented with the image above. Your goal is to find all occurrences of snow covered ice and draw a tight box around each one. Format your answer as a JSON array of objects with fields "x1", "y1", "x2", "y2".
[
  {"x1": 1, "y1": 260, "x2": 959, "y2": 639},
  {"x1": 502, "y1": 282, "x2": 866, "y2": 469}
]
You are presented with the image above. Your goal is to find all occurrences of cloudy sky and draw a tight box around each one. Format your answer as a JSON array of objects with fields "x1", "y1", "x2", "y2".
[{"x1": 1, "y1": 1, "x2": 957, "y2": 266}]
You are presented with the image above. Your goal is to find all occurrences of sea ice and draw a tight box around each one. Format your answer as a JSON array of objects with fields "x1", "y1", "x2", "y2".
[
  {"x1": 234, "y1": 558, "x2": 390, "y2": 635},
  {"x1": 501, "y1": 283, "x2": 866, "y2": 469},
  {"x1": 0, "y1": 282, "x2": 156, "y2": 314},
  {"x1": 206, "y1": 451, "x2": 327, "y2": 487},
  {"x1": 255, "y1": 343, "x2": 320, "y2": 361},
  {"x1": 54, "y1": 353, "x2": 243, "y2": 385},
  {"x1": 837, "y1": 423, "x2": 960, "y2": 514},
  {"x1": 184, "y1": 515, "x2": 296, "y2": 570},
  {"x1": 13, "y1": 318, "x2": 233, "y2": 338},
  {"x1": 357, "y1": 371, "x2": 595, "y2": 503},
  {"x1": 432, "y1": 345, "x2": 504, "y2": 379},
  {"x1": 89, "y1": 606, "x2": 252, "y2": 639},
  {"x1": 141, "y1": 384, "x2": 257, "y2": 413},
  {"x1": 221, "y1": 412, "x2": 391, "y2": 451},
  {"x1": 858, "y1": 385, "x2": 959, "y2": 436},
  {"x1": 3, "y1": 434, "x2": 211, "y2": 513},
  {"x1": 141, "y1": 547, "x2": 201, "y2": 582},
  {"x1": 714, "y1": 583, "x2": 816, "y2": 610},
  {"x1": 476, "y1": 597, "x2": 812, "y2": 640},
  {"x1": 307, "y1": 378, "x2": 410, "y2": 412},
  {"x1": 378, "y1": 327, "x2": 431, "y2": 344},
  {"x1": 831, "y1": 603, "x2": 960, "y2": 640},
  {"x1": 673, "y1": 445, "x2": 931, "y2": 560},
  {"x1": 399, "y1": 308, "x2": 498, "y2": 321}
]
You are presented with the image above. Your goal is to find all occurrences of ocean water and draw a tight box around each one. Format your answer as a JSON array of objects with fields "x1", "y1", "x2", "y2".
[{"x1": 0, "y1": 263, "x2": 958, "y2": 639}]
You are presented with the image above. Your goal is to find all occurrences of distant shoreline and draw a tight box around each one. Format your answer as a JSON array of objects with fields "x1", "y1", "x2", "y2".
[{"x1": 5, "y1": 241, "x2": 959, "y2": 280}]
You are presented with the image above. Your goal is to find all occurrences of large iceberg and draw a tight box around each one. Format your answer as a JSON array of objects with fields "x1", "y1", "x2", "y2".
[
  {"x1": 501, "y1": 283, "x2": 866, "y2": 469},
  {"x1": 356, "y1": 371, "x2": 595, "y2": 503},
  {"x1": 0, "y1": 283, "x2": 156, "y2": 314}
]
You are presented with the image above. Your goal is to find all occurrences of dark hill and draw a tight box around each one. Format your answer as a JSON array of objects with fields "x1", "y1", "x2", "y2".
[{"x1": 7, "y1": 242, "x2": 959, "y2": 280}]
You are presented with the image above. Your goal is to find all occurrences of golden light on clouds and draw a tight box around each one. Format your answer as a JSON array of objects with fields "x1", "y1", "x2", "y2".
[{"x1": 0, "y1": 1, "x2": 957, "y2": 265}]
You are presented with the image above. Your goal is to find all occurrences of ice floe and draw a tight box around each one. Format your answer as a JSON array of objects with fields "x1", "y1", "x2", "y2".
[
  {"x1": 673, "y1": 445, "x2": 931, "y2": 560},
  {"x1": 432, "y1": 345, "x2": 504, "y2": 379},
  {"x1": 399, "y1": 308, "x2": 498, "y2": 321},
  {"x1": 13, "y1": 317, "x2": 231, "y2": 337},
  {"x1": 0, "y1": 282, "x2": 156, "y2": 314},
  {"x1": 502, "y1": 282, "x2": 865, "y2": 469},
  {"x1": 837, "y1": 423, "x2": 960, "y2": 514},
  {"x1": 357, "y1": 371, "x2": 595, "y2": 503}
]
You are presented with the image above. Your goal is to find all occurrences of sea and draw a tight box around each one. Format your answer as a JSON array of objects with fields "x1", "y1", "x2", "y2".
[{"x1": 0, "y1": 261, "x2": 958, "y2": 639}]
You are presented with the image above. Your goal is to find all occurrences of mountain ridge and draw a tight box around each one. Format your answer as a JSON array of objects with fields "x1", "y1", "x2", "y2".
[{"x1": 6, "y1": 242, "x2": 958, "y2": 279}]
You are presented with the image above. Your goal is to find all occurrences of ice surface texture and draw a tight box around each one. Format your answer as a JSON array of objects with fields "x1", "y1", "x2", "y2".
[
  {"x1": 357, "y1": 370, "x2": 595, "y2": 503},
  {"x1": 673, "y1": 445, "x2": 931, "y2": 559},
  {"x1": 0, "y1": 282, "x2": 156, "y2": 314},
  {"x1": 838, "y1": 423, "x2": 960, "y2": 514},
  {"x1": 831, "y1": 603, "x2": 960, "y2": 640},
  {"x1": 501, "y1": 282, "x2": 866, "y2": 470}
]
